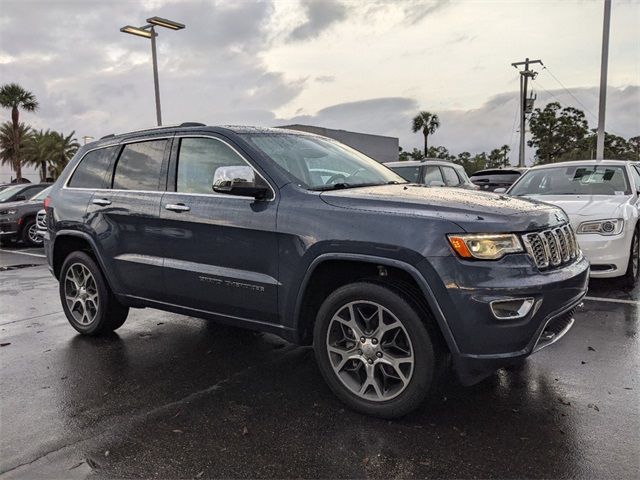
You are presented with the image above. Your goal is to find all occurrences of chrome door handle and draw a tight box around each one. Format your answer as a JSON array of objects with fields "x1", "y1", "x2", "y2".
[
  {"x1": 165, "y1": 203, "x2": 190, "y2": 212},
  {"x1": 92, "y1": 198, "x2": 112, "y2": 206}
]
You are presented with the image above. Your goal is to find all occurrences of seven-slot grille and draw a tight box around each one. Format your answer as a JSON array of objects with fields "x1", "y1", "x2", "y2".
[
  {"x1": 36, "y1": 210, "x2": 47, "y2": 230},
  {"x1": 521, "y1": 224, "x2": 580, "y2": 269}
]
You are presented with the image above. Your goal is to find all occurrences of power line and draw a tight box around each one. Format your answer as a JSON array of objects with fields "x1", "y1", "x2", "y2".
[{"x1": 541, "y1": 66, "x2": 599, "y2": 121}]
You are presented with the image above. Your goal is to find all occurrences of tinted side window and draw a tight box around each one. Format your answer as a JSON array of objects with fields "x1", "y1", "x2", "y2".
[
  {"x1": 390, "y1": 166, "x2": 421, "y2": 182},
  {"x1": 424, "y1": 165, "x2": 444, "y2": 184},
  {"x1": 442, "y1": 166, "x2": 461, "y2": 186},
  {"x1": 176, "y1": 137, "x2": 248, "y2": 194},
  {"x1": 68, "y1": 147, "x2": 117, "y2": 188},
  {"x1": 113, "y1": 140, "x2": 167, "y2": 191}
]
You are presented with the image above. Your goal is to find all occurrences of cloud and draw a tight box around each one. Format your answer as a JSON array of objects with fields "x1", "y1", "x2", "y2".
[{"x1": 287, "y1": 0, "x2": 347, "y2": 42}]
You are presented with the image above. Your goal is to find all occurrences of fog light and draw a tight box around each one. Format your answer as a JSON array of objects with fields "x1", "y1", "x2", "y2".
[{"x1": 490, "y1": 298, "x2": 536, "y2": 320}]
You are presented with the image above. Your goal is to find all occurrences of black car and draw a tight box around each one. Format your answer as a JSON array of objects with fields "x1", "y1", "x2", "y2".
[
  {"x1": 469, "y1": 168, "x2": 526, "y2": 191},
  {"x1": 0, "y1": 186, "x2": 51, "y2": 247},
  {"x1": 0, "y1": 182, "x2": 51, "y2": 204},
  {"x1": 43, "y1": 124, "x2": 588, "y2": 418},
  {"x1": 384, "y1": 159, "x2": 478, "y2": 189}
]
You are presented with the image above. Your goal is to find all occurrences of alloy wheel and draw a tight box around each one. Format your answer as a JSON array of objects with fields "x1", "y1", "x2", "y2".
[
  {"x1": 326, "y1": 301, "x2": 414, "y2": 402},
  {"x1": 27, "y1": 224, "x2": 42, "y2": 244},
  {"x1": 64, "y1": 263, "x2": 99, "y2": 325}
]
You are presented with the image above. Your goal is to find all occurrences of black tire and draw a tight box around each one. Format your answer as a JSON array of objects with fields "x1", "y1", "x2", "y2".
[
  {"x1": 313, "y1": 282, "x2": 437, "y2": 418},
  {"x1": 59, "y1": 251, "x2": 129, "y2": 335},
  {"x1": 21, "y1": 218, "x2": 43, "y2": 247},
  {"x1": 620, "y1": 226, "x2": 639, "y2": 289}
]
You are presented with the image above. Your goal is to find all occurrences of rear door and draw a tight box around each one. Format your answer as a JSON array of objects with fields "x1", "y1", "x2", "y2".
[
  {"x1": 98, "y1": 136, "x2": 172, "y2": 300},
  {"x1": 159, "y1": 134, "x2": 279, "y2": 324}
]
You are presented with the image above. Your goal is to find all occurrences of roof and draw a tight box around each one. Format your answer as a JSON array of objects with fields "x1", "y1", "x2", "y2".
[{"x1": 527, "y1": 159, "x2": 637, "y2": 170}]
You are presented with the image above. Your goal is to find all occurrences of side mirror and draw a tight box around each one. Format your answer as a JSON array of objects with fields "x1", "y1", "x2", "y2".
[
  {"x1": 14, "y1": 195, "x2": 26, "y2": 201},
  {"x1": 493, "y1": 187, "x2": 507, "y2": 193},
  {"x1": 213, "y1": 166, "x2": 270, "y2": 200},
  {"x1": 429, "y1": 181, "x2": 445, "y2": 187}
]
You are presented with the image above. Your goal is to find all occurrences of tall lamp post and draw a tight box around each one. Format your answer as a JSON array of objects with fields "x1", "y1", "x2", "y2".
[{"x1": 120, "y1": 16, "x2": 185, "y2": 126}]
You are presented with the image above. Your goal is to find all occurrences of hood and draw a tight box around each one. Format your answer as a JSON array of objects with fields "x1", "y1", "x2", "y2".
[
  {"x1": 520, "y1": 194, "x2": 629, "y2": 218},
  {"x1": 320, "y1": 184, "x2": 567, "y2": 233}
]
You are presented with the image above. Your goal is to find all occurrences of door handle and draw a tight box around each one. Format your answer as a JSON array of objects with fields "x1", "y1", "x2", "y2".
[
  {"x1": 165, "y1": 203, "x2": 190, "y2": 212},
  {"x1": 92, "y1": 198, "x2": 112, "y2": 206}
]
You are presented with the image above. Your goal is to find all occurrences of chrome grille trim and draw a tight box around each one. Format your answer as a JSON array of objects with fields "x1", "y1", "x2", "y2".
[
  {"x1": 36, "y1": 211, "x2": 47, "y2": 230},
  {"x1": 522, "y1": 224, "x2": 580, "y2": 270}
]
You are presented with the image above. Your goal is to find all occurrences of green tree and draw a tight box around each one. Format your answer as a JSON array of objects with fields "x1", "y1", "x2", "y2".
[
  {"x1": 24, "y1": 129, "x2": 54, "y2": 181},
  {"x1": 0, "y1": 83, "x2": 39, "y2": 181},
  {"x1": 411, "y1": 111, "x2": 440, "y2": 154},
  {"x1": 45, "y1": 130, "x2": 79, "y2": 179},
  {"x1": 426, "y1": 145, "x2": 455, "y2": 161},
  {"x1": 487, "y1": 145, "x2": 510, "y2": 169},
  {"x1": 0, "y1": 121, "x2": 32, "y2": 178},
  {"x1": 629, "y1": 136, "x2": 640, "y2": 161},
  {"x1": 527, "y1": 102, "x2": 589, "y2": 164}
]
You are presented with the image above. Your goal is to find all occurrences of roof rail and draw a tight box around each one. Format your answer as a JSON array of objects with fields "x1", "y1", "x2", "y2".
[
  {"x1": 100, "y1": 134, "x2": 115, "y2": 140},
  {"x1": 179, "y1": 122, "x2": 206, "y2": 127},
  {"x1": 99, "y1": 122, "x2": 207, "y2": 140}
]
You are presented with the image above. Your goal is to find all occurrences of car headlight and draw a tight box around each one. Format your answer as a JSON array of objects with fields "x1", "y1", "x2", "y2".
[
  {"x1": 576, "y1": 219, "x2": 623, "y2": 236},
  {"x1": 0, "y1": 209, "x2": 16, "y2": 216},
  {"x1": 447, "y1": 233, "x2": 523, "y2": 260}
]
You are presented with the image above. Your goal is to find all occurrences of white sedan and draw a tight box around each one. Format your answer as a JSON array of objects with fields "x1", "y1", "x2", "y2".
[{"x1": 505, "y1": 160, "x2": 640, "y2": 287}]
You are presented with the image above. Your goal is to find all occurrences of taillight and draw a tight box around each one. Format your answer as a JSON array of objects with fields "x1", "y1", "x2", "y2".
[{"x1": 43, "y1": 196, "x2": 51, "y2": 209}]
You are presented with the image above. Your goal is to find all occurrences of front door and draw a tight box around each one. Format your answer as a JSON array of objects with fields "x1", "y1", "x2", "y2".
[{"x1": 159, "y1": 135, "x2": 279, "y2": 325}]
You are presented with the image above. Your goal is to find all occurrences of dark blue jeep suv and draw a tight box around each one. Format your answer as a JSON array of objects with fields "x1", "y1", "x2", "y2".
[{"x1": 44, "y1": 124, "x2": 589, "y2": 418}]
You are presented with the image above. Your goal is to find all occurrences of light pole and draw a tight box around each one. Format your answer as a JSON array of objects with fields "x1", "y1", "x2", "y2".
[
  {"x1": 120, "y1": 16, "x2": 185, "y2": 126},
  {"x1": 596, "y1": 0, "x2": 612, "y2": 160}
]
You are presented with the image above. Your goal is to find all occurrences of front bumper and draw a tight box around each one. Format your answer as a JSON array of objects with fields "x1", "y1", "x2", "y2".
[
  {"x1": 577, "y1": 232, "x2": 631, "y2": 278},
  {"x1": 419, "y1": 254, "x2": 590, "y2": 384},
  {"x1": 0, "y1": 220, "x2": 19, "y2": 239}
]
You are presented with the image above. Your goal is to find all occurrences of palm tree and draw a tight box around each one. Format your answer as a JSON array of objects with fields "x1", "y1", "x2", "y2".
[
  {"x1": 46, "y1": 131, "x2": 80, "y2": 179},
  {"x1": 0, "y1": 121, "x2": 32, "y2": 178},
  {"x1": 0, "y1": 83, "x2": 39, "y2": 181},
  {"x1": 24, "y1": 129, "x2": 53, "y2": 181},
  {"x1": 411, "y1": 111, "x2": 440, "y2": 155}
]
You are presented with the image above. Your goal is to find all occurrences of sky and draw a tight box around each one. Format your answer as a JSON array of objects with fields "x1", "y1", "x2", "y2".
[{"x1": 1, "y1": 0, "x2": 639, "y2": 164}]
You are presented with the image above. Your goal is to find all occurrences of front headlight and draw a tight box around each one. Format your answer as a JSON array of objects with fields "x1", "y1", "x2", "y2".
[
  {"x1": 0, "y1": 209, "x2": 17, "y2": 216},
  {"x1": 577, "y1": 219, "x2": 623, "y2": 236},
  {"x1": 447, "y1": 233, "x2": 523, "y2": 260}
]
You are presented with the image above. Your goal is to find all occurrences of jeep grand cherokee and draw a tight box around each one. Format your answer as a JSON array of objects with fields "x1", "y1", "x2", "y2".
[{"x1": 43, "y1": 124, "x2": 589, "y2": 418}]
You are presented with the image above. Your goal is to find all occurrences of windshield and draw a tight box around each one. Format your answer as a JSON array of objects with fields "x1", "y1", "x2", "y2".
[
  {"x1": 31, "y1": 186, "x2": 52, "y2": 201},
  {"x1": 241, "y1": 133, "x2": 406, "y2": 190},
  {"x1": 510, "y1": 165, "x2": 630, "y2": 196},
  {"x1": 0, "y1": 185, "x2": 24, "y2": 202}
]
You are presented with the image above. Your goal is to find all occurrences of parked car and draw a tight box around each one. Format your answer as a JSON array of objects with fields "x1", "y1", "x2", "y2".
[
  {"x1": 44, "y1": 124, "x2": 589, "y2": 418},
  {"x1": 0, "y1": 186, "x2": 52, "y2": 247},
  {"x1": 0, "y1": 182, "x2": 50, "y2": 204},
  {"x1": 470, "y1": 168, "x2": 526, "y2": 191},
  {"x1": 506, "y1": 160, "x2": 640, "y2": 287},
  {"x1": 384, "y1": 159, "x2": 478, "y2": 189}
]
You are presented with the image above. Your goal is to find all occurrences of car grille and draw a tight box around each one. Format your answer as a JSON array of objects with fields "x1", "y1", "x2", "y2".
[
  {"x1": 521, "y1": 224, "x2": 580, "y2": 270},
  {"x1": 36, "y1": 210, "x2": 47, "y2": 230}
]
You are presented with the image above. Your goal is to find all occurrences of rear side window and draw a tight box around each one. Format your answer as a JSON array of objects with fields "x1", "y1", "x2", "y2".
[
  {"x1": 442, "y1": 166, "x2": 461, "y2": 186},
  {"x1": 390, "y1": 166, "x2": 421, "y2": 182},
  {"x1": 68, "y1": 147, "x2": 117, "y2": 189},
  {"x1": 424, "y1": 165, "x2": 444, "y2": 184},
  {"x1": 631, "y1": 166, "x2": 640, "y2": 191},
  {"x1": 176, "y1": 137, "x2": 249, "y2": 194},
  {"x1": 113, "y1": 140, "x2": 167, "y2": 191}
]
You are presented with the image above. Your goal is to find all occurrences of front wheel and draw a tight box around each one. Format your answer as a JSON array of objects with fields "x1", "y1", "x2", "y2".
[
  {"x1": 620, "y1": 226, "x2": 639, "y2": 288},
  {"x1": 21, "y1": 219, "x2": 43, "y2": 247},
  {"x1": 60, "y1": 251, "x2": 129, "y2": 335},
  {"x1": 313, "y1": 282, "x2": 437, "y2": 418}
]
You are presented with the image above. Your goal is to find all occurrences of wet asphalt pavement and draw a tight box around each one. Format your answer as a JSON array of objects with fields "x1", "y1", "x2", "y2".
[{"x1": 0, "y1": 246, "x2": 638, "y2": 479}]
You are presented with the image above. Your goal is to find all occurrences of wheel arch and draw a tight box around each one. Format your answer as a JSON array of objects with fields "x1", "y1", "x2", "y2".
[
  {"x1": 292, "y1": 253, "x2": 459, "y2": 354},
  {"x1": 52, "y1": 230, "x2": 114, "y2": 287}
]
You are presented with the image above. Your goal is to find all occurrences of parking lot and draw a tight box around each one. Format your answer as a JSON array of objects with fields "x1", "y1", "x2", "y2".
[{"x1": 0, "y1": 245, "x2": 638, "y2": 479}]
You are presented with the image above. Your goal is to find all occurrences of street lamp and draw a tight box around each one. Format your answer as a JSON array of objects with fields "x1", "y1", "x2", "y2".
[{"x1": 120, "y1": 16, "x2": 185, "y2": 126}]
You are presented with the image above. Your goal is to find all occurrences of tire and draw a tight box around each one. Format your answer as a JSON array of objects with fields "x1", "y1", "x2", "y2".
[
  {"x1": 620, "y1": 226, "x2": 639, "y2": 289},
  {"x1": 21, "y1": 218, "x2": 43, "y2": 247},
  {"x1": 59, "y1": 251, "x2": 129, "y2": 335},
  {"x1": 313, "y1": 282, "x2": 437, "y2": 418}
]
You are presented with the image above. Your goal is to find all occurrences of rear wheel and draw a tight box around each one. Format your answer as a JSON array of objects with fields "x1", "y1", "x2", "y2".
[
  {"x1": 21, "y1": 219, "x2": 43, "y2": 247},
  {"x1": 620, "y1": 226, "x2": 639, "y2": 288},
  {"x1": 313, "y1": 282, "x2": 437, "y2": 418},
  {"x1": 60, "y1": 251, "x2": 129, "y2": 335}
]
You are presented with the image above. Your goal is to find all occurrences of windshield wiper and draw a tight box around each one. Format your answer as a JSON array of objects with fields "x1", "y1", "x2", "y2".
[{"x1": 312, "y1": 181, "x2": 405, "y2": 192}]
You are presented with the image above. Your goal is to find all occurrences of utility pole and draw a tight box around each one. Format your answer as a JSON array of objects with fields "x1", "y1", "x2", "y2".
[
  {"x1": 511, "y1": 58, "x2": 543, "y2": 167},
  {"x1": 596, "y1": 0, "x2": 612, "y2": 160}
]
